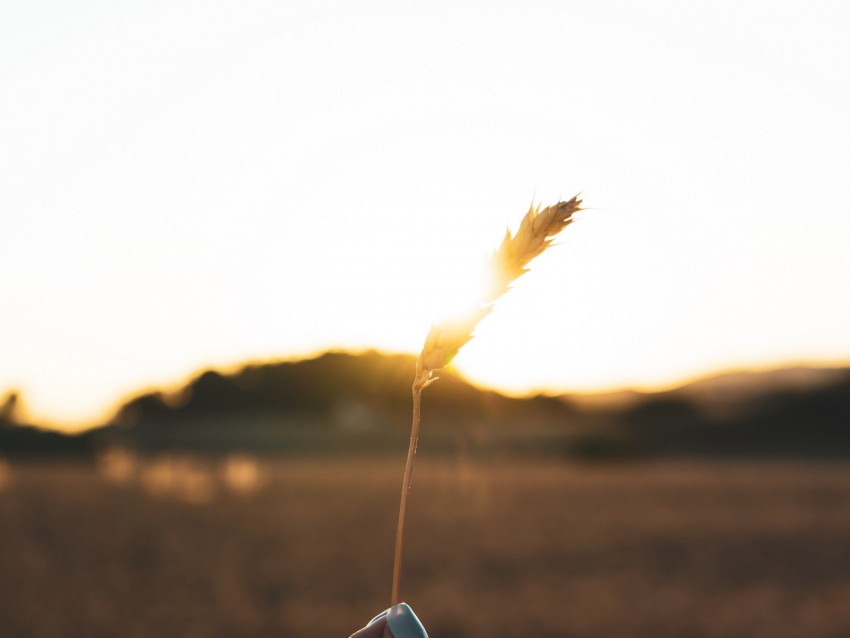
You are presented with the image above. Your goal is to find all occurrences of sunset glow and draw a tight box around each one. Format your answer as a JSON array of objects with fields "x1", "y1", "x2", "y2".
[{"x1": 2, "y1": 2, "x2": 849, "y2": 430}]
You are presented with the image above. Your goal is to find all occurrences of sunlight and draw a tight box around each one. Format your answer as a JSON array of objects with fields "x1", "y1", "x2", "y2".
[
  {"x1": 2, "y1": 1, "x2": 849, "y2": 429},
  {"x1": 419, "y1": 259, "x2": 492, "y2": 334}
]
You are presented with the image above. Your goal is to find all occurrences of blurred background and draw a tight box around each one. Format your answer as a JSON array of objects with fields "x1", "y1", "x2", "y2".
[{"x1": 2, "y1": 1, "x2": 850, "y2": 637}]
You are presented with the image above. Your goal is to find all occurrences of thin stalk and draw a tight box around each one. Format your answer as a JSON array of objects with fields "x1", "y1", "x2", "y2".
[{"x1": 391, "y1": 383, "x2": 422, "y2": 606}]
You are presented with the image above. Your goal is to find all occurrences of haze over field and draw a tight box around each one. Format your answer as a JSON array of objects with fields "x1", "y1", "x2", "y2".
[{"x1": 2, "y1": 1, "x2": 849, "y2": 428}]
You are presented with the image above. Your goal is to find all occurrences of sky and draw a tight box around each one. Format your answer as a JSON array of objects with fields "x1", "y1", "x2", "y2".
[{"x1": 2, "y1": 1, "x2": 849, "y2": 430}]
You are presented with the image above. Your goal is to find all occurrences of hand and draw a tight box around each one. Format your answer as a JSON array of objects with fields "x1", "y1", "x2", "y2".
[{"x1": 349, "y1": 603, "x2": 429, "y2": 638}]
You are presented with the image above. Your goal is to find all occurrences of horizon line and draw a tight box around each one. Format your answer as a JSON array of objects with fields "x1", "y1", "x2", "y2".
[{"x1": 5, "y1": 347, "x2": 850, "y2": 435}]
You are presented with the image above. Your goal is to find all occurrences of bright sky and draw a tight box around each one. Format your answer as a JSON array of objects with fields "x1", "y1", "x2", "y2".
[{"x1": 2, "y1": 1, "x2": 849, "y2": 430}]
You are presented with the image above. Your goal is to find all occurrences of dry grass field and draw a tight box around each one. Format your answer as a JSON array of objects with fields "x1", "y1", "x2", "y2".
[{"x1": 1, "y1": 455, "x2": 850, "y2": 637}]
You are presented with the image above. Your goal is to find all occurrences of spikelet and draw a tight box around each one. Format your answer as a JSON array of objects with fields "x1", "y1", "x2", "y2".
[{"x1": 413, "y1": 194, "x2": 582, "y2": 389}]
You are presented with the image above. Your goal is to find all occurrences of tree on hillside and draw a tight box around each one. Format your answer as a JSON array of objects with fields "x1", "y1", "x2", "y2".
[{"x1": 0, "y1": 391, "x2": 20, "y2": 424}]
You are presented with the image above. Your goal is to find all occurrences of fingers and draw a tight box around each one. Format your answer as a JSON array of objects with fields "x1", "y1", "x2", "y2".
[
  {"x1": 349, "y1": 603, "x2": 428, "y2": 638},
  {"x1": 385, "y1": 603, "x2": 428, "y2": 638}
]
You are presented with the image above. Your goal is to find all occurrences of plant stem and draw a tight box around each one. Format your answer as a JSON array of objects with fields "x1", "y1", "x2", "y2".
[{"x1": 391, "y1": 382, "x2": 422, "y2": 606}]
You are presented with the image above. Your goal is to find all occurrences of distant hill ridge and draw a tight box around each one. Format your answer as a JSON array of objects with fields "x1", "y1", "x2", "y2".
[
  {"x1": 569, "y1": 365, "x2": 850, "y2": 417},
  {"x1": 113, "y1": 350, "x2": 573, "y2": 429},
  {"x1": 2, "y1": 351, "x2": 849, "y2": 458}
]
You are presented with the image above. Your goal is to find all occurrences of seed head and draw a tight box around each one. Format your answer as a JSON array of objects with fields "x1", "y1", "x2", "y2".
[{"x1": 414, "y1": 194, "x2": 583, "y2": 389}]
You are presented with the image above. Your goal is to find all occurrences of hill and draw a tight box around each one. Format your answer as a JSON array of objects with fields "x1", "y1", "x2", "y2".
[
  {"x1": 102, "y1": 350, "x2": 576, "y2": 454},
  {"x1": 595, "y1": 366, "x2": 850, "y2": 458},
  {"x1": 1, "y1": 352, "x2": 848, "y2": 459}
]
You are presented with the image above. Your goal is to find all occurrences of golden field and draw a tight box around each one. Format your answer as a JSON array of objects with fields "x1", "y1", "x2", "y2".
[{"x1": 1, "y1": 455, "x2": 849, "y2": 637}]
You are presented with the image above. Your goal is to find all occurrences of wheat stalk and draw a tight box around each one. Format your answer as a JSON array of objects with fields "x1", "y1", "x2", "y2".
[{"x1": 391, "y1": 194, "x2": 583, "y2": 605}]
